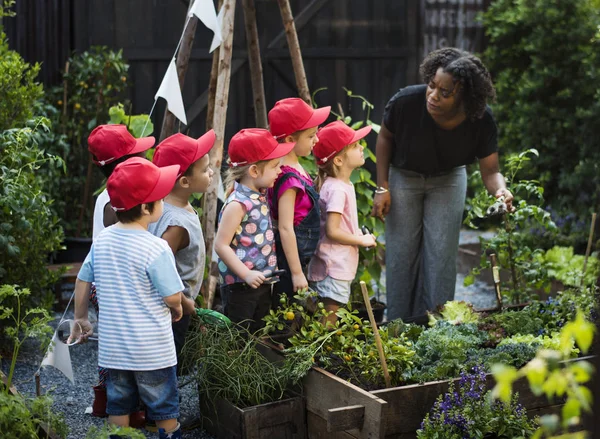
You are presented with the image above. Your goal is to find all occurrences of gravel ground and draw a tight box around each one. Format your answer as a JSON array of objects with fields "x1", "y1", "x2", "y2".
[
  {"x1": 3, "y1": 229, "x2": 496, "y2": 438},
  {"x1": 4, "y1": 309, "x2": 215, "y2": 439}
]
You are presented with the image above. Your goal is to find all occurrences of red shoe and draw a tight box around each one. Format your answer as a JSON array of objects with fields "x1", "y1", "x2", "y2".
[
  {"x1": 129, "y1": 410, "x2": 146, "y2": 429},
  {"x1": 91, "y1": 385, "x2": 108, "y2": 418}
]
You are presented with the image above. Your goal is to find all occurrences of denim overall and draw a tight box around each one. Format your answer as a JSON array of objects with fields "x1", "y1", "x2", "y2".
[{"x1": 272, "y1": 172, "x2": 321, "y2": 304}]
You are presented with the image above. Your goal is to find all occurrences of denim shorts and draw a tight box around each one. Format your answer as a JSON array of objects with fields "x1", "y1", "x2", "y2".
[
  {"x1": 310, "y1": 276, "x2": 352, "y2": 304},
  {"x1": 106, "y1": 366, "x2": 179, "y2": 421}
]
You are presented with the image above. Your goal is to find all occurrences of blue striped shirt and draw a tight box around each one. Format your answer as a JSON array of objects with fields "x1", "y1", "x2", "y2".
[{"x1": 78, "y1": 226, "x2": 184, "y2": 371}]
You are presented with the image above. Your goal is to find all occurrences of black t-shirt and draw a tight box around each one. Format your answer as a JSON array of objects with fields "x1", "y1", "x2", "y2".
[{"x1": 383, "y1": 85, "x2": 498, "y2": 175}]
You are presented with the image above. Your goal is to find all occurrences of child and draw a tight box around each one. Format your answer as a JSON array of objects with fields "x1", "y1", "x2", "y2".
[
  {"x1": 308, "y1": 121, "x2": 377, "y2": 326},
  {"x1": 214, "y1": 128, "x2": 295, "y2": 333},
  {"x1": 267, "y1": 98, "x2": 330, "y2": 303},
  {"x1": 87, "y1": 124, "x2": 155, "y2": 419},
  {"x1": 69, "y1": 157, "x2": 185, "y2": 439},
  {"x1": 149, "y1": 130, "x2": 216, "y2": 370}
]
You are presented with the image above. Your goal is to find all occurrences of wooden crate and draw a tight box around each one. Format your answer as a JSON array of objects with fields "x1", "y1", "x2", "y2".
[
  {"x1": 200, "y1": 395, "x2": 306, "y2": 439},
  {"x1": 304, "y1": 357, "x2": 593, "y2": 439}
]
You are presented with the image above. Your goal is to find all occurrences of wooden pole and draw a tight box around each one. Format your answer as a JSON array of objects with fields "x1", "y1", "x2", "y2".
[
  {"x1": 489, "y1": 253, "x2": 503, "y2": 310},
  {"x1": 359, "y1": 281, "x2": 391, "y2": 388},
  {"x1": 581, "y1": 212, "x2": 597, "y2": 287},
  {"x1": 276, "y1": 0, "x2": 311, "y2": 104},
  {"x1": 203, "y1": 0, "x2": 236, "y2": 309},
  {"x1": 242, "y1": 0, "x2": 268, "y2": 128},
  {"x1": 159, "y1": 4, "x2": 197, "y2": 142}
]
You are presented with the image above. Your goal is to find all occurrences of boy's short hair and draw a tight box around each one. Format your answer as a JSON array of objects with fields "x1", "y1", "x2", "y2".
[
  {"x1": 153, "y1": 131, "x2": 216, "y2": 177},
  {"x1": 116, "y1": 201, "x2": 158, "y2": 223}
]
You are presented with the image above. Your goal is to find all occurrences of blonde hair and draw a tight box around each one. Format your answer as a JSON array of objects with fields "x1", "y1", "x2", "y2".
[
  {"x1": 223, "y1": 160, "x2": 268, "y2": 197},
  {"x1": 314, "y1": 146, "x2": 349, "y2": 192}
]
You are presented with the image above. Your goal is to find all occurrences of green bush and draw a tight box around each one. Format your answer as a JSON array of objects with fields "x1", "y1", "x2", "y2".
[
  {"x1": 482, "y1": 0, "x2": 600, "y2": 242},
  {"x1": 0, "y1": 120, "x2": 65, "y2": 302},
  {"x1": 0, "y1": 32, "x2": 43, "y2": 131}
]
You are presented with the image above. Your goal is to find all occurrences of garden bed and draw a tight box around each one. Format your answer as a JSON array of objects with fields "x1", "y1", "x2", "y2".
[{"x1": 303, "y1": 356, "x2": 592, "y2": 439}]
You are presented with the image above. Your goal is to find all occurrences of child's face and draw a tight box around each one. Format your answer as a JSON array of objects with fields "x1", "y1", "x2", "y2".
[
  {"x1": 186, "y1": 154, "x2": 214, "y2": 193},
  {"x1": 255, "y1": 158, "x2": 282, "y2": 189},
  {"x1": 148, "y1": 199, "x2": 164, "y2": 223},
  {"x1": 292, "y1": 127, "x2": 319, "y2": 157},
  {"x1": 341, "y1": 142, "x2": 365, "y2": 170}
]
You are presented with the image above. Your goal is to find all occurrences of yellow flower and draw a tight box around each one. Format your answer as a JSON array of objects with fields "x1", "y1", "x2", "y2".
[
  {"x1": 57, "y1": 100, "x2": 63, "y2": 106},
  {"x1": 74, "y1": 103, "x2": 81, "y2": 110},
  {"x1": 121, "y1": 76, "x2": 127, "y2": 82}
]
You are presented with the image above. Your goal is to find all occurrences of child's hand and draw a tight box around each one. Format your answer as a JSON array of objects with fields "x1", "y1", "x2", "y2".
[
  {"x1": 181, "y1": 295, "x2": 197, "y2": 315},
  {"x1": 67, "y1": 318, "x2": 93, "y2": 344},
  {"x1": 171, "y1": 304, "x2": 183, "y2": 322},
  {"x1": 360, "y1": 234, "x2": 377, "y2": 248},
  {"x1": 244, "y1": 270, "x2": 266, "y2": 289},
  {"x1": 292, "y1": 272, "x2": 309, "y2": 292}
]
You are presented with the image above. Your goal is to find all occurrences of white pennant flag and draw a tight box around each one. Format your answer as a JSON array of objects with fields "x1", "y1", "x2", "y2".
[
  {"x1": 155, "y1": 59, "x2": 187, "y2": 125},
  {"x1": 189, "y1": 0, "x2": 222, "y2": 52},
  {"x1": 209, "y1": 5, "x2": 225, "y2": 53},
  {"x1": 41, "y1": 320, "x2": 77, "y2": 384}
]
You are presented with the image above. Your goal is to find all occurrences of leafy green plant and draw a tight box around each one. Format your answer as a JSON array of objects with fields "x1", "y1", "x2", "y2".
[
  {"x1": 0, "y1": 119, "x2": 65, "y2": 302},
  {"x1": 108, "y1": 104, "x2": 154, "y2": 139},
  {"x1": 417, "y1": 366, "x2": 537, "y2": 439},
  {"x1": 428, "y1": 301, "x2": 481, "y2": 326},
  {"x1": 0, "y1": 390, "x2": 68, "y2": 438},
  {"x1": 482, "y1": 0, "x2": 600, "y2": 247},
  {"x1": 0, "y1": 285, "x2": 54, "y2": 390},
  {"x1": 85, "y1": 424, "x2": 145, "y2": 439},
  {"x1": 492, "y1": 312, "x2": 595, "y2": 438},
  {"x1": 464, "y1": 149, "x2": 556, "y2": 304},
  {"x1": 541, "y1": 246, "x2": 600, "y2": 287},
  {"x1": 0, "y1": 4, "x2": 43, "y2": 131}
]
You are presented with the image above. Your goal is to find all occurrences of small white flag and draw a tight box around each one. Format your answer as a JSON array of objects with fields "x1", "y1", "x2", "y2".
[
  {"x1": 41, "y1": 320, "x2": 76, "y2": 384},
  {"x1": 155, "y1": 59, "x2": 187, "y2": 125},
  {"x1": 189, "y1": 0, "x2": 222, "y2": 52},
  {"x1": 210, "y1": 5, "x2": 225, "y2": 53}
]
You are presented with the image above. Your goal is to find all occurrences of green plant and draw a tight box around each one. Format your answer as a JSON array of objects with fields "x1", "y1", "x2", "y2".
[
  {"x1": 0, "y1": 119, "x2": 65, "y2": 302},
  {"x1": 541, "y1": 246, "x2": 600, "y2": 287},
  {"x1": 0, "y1": 285, "x2": 54, "y2": 390},
  {"x1": 492, "y1": 312, "x2": 595, "y2": 438},
  {"x1": 0, "y1": 4, "x2": 43, "y2": 131},
  {"x1": 464, "y1": 149, "x2": 556, "y2": 304},
  {"x1": 85, "y1": 424, "x2": 146, "y2": 439},
  {"x1": 417, "y1": 366, "x2": 537, "y2": 439},
  {"x1": 45, "y1": 47, "x2": 130, "y2": 237},
  {"x1": 0, "y1": 390, "x2": 68, "y2": 438},
  {"x1": 482, "y1": 0, "x2": 600, "y2": 244},
  {"x1": 428, "y1": 300, "x2": 481, "y2": 326},
  {"x1": 108, "y1": 104, "x2": 154, "y2": 139}
]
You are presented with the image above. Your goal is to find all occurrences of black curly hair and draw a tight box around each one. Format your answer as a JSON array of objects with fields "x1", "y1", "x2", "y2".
[{"x1": 419, "y1": 48, "x2": 496, "y2": 121}]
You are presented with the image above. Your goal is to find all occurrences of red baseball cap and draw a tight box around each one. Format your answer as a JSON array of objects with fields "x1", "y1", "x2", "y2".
[
  {"x1": 313, "y1": 121, "x2": 372, "y2": 165},
  {"x1": 268, "y1": 98, "x2": 331, "y2": 139},
  {"x1": 228, "y1": 128, "x2": 295, "y2": 167},
  {"x1": 88, "y1": 124, "x2": 155, "y2": 166},
  {"x1": 153, "y1": 130, "x2": 216, "y2": 176},
  {"x1": 107, "y1": 157, "x2": 180, "y2": 211}
]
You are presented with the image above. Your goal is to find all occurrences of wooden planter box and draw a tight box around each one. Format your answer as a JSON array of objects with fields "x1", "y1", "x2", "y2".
[
  {"x1": 304, "y1": 357, "x2": 593, "y2": 439},
  {"x1": 200, "y1": 395, "x2": 306, "y2": 439}
]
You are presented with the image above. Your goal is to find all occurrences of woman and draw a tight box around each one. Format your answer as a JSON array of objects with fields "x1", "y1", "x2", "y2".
[{"x1": 371, "y1": 48, "x2": 514, "y2": 321}]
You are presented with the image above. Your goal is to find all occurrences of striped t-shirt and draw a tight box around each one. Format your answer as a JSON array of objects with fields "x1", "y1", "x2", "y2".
[{"x1": 78, "y1": 226, "x2": 184, "y2": 371}]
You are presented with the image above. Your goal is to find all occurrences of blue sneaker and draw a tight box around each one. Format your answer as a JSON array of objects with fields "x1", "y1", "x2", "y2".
[{"x1": 158, "y1": 423, "x2": 182, "y2": 439}]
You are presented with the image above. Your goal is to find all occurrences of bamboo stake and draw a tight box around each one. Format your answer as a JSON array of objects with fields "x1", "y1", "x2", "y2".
[
  {"x1": 581, "y1": 212, "x2": 597, "y2": 287},
  {"x1": 489, "y1": 253, "x2": 503, "y2": 310},
  {"x1": 276, "y1": 0, "x2": 311, "y2": 104},
  {"x1": 242, "y1": 0, "x2": 268, "y2": 128},
  {"x1": 359, "y1": 281, "x2": 391, "y2": 388},
  {"x1": 159, "y1": 3, "x2": 197, "y2": 141},
  {"x1": 204, "y1": 0, "x2": 236, "y2": 309}
]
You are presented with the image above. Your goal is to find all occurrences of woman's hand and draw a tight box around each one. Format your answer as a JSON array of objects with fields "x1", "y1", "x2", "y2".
[
  {"x1": 372, "y1": 191, "x2": 391, "y2": 220},
  {"x1": 495, "y1": 188, "x2": 515, "y2": 212}
]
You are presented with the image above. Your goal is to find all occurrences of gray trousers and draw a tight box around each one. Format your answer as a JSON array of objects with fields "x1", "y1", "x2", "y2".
[{"x1": 385, "y1": 166, "x2": 467, "y2": 321}]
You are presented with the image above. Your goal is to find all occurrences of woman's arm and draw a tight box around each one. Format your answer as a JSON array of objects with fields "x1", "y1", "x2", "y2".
[
  {"x1": 214, "y1": 202, "x2": 266, "y2": 288},
  {"x1": 372, "y1": 122, "x2": 394, "y2": 219},
  {"x1": 479, "y1": 152, "x2": 514, "y2": 211},
  {"x1": 326, "y1": 212, "x2": 376, "y2": 248},
  {"x1": 278, "y1": 188, "x2": 308, "y2": 292}
]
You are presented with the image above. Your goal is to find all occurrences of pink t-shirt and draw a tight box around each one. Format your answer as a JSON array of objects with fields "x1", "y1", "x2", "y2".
[
  {"x1": 268, "y1": 166, "x2": 315, "y2": 227},
  {"x1": 308, "y1": 177, "x2": 359, "y2": 281}
]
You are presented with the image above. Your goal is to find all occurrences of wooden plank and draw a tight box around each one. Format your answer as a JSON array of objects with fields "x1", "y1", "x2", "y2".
[
  {"x1": 305, "y1": 367, "x2": 387, "y2": 439},
  {"x1": 327, "y1": 405, "x2": 365, "y2": 432},
  {"x1": 267, "y1": 0, "x2": 330, "y2": 49},
  {"x1": 307, "y1": 411, "x2": 358, "y2": 439}
]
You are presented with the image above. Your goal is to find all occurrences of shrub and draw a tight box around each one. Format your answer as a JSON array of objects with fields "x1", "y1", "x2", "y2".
[{"x1": 482, "y1": 0, "x2": 600, "y2": 245}]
